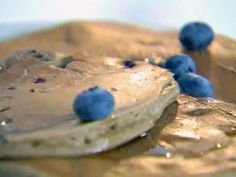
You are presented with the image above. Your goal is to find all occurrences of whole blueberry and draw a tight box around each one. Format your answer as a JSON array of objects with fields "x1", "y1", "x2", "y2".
[
  {"x1": 177, "y1": 73, "x2": 213, "y2": 98},
  {"x1": 164, "y1": 54, "x2": 196, "y2": 80},
  {"x1": 179, "y1": 22, "x2": 214, "y2": 51},
  {"x1": 73, "y1": 87, "x2": 115, "y2": 122}
]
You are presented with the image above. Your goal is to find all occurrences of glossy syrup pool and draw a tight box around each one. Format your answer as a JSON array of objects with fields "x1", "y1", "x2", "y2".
[{"x1": 1, "y1": 98, "x2": 236, "y2": 177}]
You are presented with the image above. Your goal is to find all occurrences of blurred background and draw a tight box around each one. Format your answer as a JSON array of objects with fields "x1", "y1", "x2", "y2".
[{"x1": 0, "y1": 0, "x2": 235, "y2": 41}]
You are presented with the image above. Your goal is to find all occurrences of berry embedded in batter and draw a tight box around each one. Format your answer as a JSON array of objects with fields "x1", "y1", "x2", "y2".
[{"x1": 123, "y1": 60, "x2": 136, "y2": 68}]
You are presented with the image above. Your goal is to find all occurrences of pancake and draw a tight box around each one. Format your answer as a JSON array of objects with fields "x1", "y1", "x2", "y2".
[{"x1": 0, "y1": 51, "x2": 178, "y2": 158}]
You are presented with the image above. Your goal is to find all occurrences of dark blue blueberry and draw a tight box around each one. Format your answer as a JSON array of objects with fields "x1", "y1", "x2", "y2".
[
  {"x1": 177, "y1": 73, "x2": 213, "y2": 98},
  {"x1": 34, "y1": 78, "x2": 46, "y2": 84},
  {"x1": 164, "y1": 54, "x2": 196, "y2": 80},
  {"x1": 28, "y1": 49, "x2": 39, "y2": 54},
  {"x1": 123, "y1": 60, "x2": 136, "y2": 68},
  {"x1": 29, "y1": 50, "x2": 43, "y2": 58},
  {"x1": 28, "y1": 49, "x2": 50, "y2": 61},
  {"x1": 33, "y1": 53, "x2": 44, "y2": 59},
  {"x1": 179, "y1": 22, "x2": 214, "y2": 51},
  {"x1": 73, "y1": 87, "x2": 115, "y2": 122}
]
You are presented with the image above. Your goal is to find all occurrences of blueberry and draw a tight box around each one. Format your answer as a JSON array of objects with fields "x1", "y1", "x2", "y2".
[
  {"x1": 179, "y1": 22, "x2": 214, "y2": 51},
  {"x1": 177, "y1": 73, "x2": 213, "y2": 98},
  {"x1": 164, "y1": 54, "x2": 196, "y2": 80},
  {"x1": 123, "y1": 60, "x2": 136, "y2": 68},
  {"x1": 34, "y1": 78, "x2": 46, "y2": 84},
  {"x1": 28, "y1": 49, "x2": 50, "y2": 61},
  {"x1": 73, "y1": 87, "x2": 115, "y2": 122}
]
